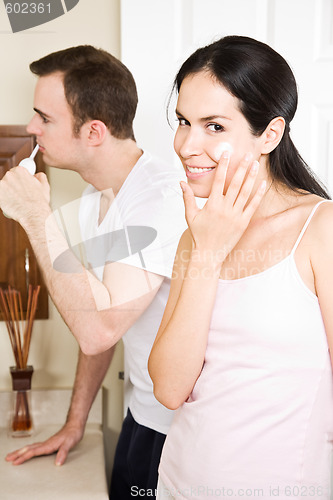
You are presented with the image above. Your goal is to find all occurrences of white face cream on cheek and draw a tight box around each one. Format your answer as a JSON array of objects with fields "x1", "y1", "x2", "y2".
[{"x1": 213, "y1": 142, "x2": 233, "y2": 162}]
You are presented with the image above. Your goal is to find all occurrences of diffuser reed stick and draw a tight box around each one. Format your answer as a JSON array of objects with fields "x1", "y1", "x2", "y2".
[
  {"x1": 0, "y1": 285, "x2": 40, "y2": 368},
  {"x1": 0, "y1": 285, "x2": 40, "y2": 434}
]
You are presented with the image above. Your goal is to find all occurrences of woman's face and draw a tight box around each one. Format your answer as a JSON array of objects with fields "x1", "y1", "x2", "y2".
[{"x1": 174, "y1": 71, "x2": 264, "y2": 198}]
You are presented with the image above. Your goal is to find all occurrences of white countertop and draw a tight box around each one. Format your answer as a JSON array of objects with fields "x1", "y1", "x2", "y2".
[{"x1": 0, "y1": 389, "x2": 109, "y2": 500}]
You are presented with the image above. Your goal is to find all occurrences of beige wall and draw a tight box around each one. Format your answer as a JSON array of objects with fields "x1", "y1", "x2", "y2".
[{"x1": 0, "y1": 0, "x2": 123, "y2": 479}]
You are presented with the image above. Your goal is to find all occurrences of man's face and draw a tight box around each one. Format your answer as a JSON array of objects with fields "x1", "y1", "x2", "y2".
[{"x1": 27, "y1": 72, "x2": 84, "y2": 170}]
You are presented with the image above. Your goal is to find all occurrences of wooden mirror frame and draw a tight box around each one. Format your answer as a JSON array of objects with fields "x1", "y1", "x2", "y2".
[{"x1": 0, "y1": 125, "x2": 49, "y2": 320}]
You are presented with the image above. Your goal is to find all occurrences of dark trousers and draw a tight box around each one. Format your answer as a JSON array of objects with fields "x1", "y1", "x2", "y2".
[{"x1": 109, "y1": 409, "x2": 166, "y2": 500}]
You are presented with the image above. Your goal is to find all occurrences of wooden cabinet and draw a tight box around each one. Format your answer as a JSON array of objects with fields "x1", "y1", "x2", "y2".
[{"x1": 0, "y1": 125, "x2": 48, "y2": 320}]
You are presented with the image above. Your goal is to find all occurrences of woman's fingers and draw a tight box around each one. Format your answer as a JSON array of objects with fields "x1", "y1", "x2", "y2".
[
  {"x1": 243, "y1": 180, "x2": 267, "y2": 218},
  {"x1": 209, "y1": 150, "x2": 230, "y2": 199},
  {"x1": 180, "y1": 181, "x2": 199, "y2": 224},
  {"x1": 233, "y1": 160, "x2": 260, "y2": 210},
  {"x1": 224, "y1": 153, "x2": 254, "y2": 205}
]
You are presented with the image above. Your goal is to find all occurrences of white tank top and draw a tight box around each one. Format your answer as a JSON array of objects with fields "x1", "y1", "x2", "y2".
[{"x1": 159, "y1": 200, "x2": 333, "y2": 499}]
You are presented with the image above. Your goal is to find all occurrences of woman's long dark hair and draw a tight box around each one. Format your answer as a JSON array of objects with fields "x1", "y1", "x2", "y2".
[{"x1": 173, "y1": 35, "x2": 330, "y2": 199}]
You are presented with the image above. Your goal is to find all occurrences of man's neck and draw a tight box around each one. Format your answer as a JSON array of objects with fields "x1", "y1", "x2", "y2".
[
  {"x1": 78, "y1": 137, "x2": 143, "y2": 225},
  {"x1": 80, "y1": 138, "x2": 143, "y2": 196}
]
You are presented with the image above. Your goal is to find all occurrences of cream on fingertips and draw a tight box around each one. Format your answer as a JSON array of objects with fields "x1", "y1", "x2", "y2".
[{"x1": 213, "y1": 142, "x2": 233, "y2": 162}]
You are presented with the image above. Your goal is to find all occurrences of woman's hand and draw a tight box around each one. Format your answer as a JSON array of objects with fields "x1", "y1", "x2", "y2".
[
  {"x1": 180, "y1": 151, "x2": 266, "y2": 264},
  {"x1": 149, "y1": 151, "x2": 267, "y2": 409}
]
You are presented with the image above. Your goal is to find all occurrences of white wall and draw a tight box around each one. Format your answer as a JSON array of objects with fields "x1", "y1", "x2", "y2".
[
  {"x1": 121, "y1": 0, "x2": 333, "y2": 193},
  {"x1": 0, "y1": 0, "x2": 123, "y2": 478}
]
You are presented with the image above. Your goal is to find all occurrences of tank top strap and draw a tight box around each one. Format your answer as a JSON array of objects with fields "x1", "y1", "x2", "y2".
[{"x1": 290, "y1": 200, "x2": 331, "y2": 256}]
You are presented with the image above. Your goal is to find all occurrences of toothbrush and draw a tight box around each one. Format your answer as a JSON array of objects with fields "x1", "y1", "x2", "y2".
[
  {"x1": 2, "y1": 145, "x2": 40, "y2": 218},
  {"x1": 19, "y1": 144, "x2": 39, "y2": 175}
]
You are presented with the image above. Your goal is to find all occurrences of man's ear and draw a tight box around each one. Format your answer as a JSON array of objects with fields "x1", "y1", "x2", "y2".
[
  {"x1": 84, "y1": 120, "x2": 107, "y2": 146},
  {"x1": 261, "y1": 116, "x2": 285, "y2": 154}
]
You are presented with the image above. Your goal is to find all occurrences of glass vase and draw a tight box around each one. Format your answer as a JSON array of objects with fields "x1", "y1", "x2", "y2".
[{"x1": 9, "y1": 366, "x2": 34, "y2": 437}]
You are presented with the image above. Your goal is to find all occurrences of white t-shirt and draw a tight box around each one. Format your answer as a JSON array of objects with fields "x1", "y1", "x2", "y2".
[{"x1": 79, "y1": 151, "x2": 186, "y2": 434}]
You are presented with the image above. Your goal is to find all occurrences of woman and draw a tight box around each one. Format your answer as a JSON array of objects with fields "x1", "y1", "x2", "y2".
[{"x1": 148, "y1": 36, "x2": 333, "y2": 499}]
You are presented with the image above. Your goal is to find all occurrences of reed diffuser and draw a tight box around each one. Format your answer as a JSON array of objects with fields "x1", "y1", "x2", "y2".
[{"x1": 0, "y1": 285, "x2": 40, "y2": 436}]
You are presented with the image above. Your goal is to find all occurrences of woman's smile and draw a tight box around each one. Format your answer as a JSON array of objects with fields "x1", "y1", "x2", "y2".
[{"x1": 185, "y1": 165, "x2": 216, "y2": 178}]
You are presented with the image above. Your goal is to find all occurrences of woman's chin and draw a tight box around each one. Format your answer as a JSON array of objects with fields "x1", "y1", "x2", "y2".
[{"x1": 187, "y1": 180, "x2": 212, "y2": 199}]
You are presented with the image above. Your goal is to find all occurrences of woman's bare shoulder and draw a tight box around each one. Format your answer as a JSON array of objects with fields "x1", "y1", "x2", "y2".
[
  {"x1": 308, "y1": 197, "x2": 333, "y2": 227},
  {"x1": 292, "y1": 193, "x2": 332, "y2": 225},
  {"x1": 304, "y1": 196, "x2": 333, "y2": 255}
]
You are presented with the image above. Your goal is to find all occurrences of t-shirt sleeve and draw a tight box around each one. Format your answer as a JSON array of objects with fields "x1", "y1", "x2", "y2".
[{"x1": 106, "y1": 183, "x2": 186, "y2": 278}]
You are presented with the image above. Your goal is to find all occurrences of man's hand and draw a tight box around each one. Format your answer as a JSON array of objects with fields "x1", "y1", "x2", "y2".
[
  {"x1": 0, "y1": 167, "x2": 51, "y2": 223},
  {"x1": 5, "y1": 421, "x2": 84, "y2": 466}
]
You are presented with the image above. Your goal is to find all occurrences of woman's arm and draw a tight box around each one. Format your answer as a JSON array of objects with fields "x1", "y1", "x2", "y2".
[
  {"x1": 148, "y1": 229, "x2": 221, "y2": 409},
  {"x1": 149, "y1": 153, "x2": 265, "y2": 409},
  {"x1": 310, "y1": 202, "x2": 333, "y2": 367}
]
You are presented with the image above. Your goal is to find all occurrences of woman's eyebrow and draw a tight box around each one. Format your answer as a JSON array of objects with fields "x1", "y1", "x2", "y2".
[
  {"x1": 199, "y1": 114, "x2": 232, "y2": 122},
  {"x1": 175, "y1": 109, "x2": 231, "y2": 122}
]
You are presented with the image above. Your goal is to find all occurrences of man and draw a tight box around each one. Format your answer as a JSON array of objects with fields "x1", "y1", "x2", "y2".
[{"x1": 0, "y1": 46, "x2": 185, "y2": 498}]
